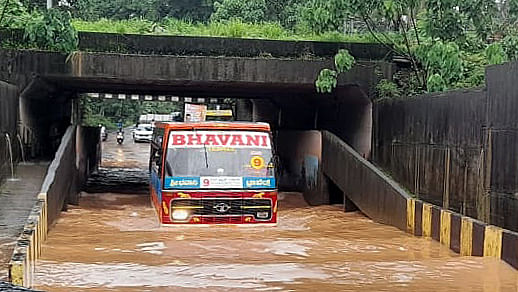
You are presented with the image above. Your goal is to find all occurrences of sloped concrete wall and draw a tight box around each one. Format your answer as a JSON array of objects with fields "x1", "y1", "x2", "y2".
[{"x1": 322, "y1": 131, "x2": 409, "y2": 230}]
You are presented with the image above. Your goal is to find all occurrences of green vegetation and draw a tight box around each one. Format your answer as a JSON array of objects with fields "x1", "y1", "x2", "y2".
[
  {"x1": 71, "y1": 18, "x2": 383, "y2": 43},
  {"x1": 0, "y1": 0, "x2": 78, "y2": 52},
  {"x1": 79, "y1": 96, "x2": 183, "y2": 129},
  {"x1": 312, "y1": 0, "x2": 516, "y2": 97},
  {"x1": 316, "y1": 49, "x2": 355, "y2": 93}
]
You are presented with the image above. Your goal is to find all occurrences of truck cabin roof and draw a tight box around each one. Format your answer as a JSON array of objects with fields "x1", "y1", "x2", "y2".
[{"x1": 154, "y1": 122, "x2": 271, "y2": 132}]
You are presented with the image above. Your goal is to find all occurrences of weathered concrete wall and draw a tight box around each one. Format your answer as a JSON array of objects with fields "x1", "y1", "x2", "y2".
[
  {"x1": 39, "y1": 125, "x2": 100, "y2": 225},
  {"x1": 0, "y1": 81, "x2": 20, "y2": 183},
  {"x1": 0, "y1": 49, "x2": 390, "y2": 101},
  {"x1": 67, "y1": 53, "x2": 382, "y2": 95},
  {"x1": 373, "y1": 90, "x2": 487, "y2": 221},
  {"x1": 322, "y1": 131, "x2": 409, "y2": 230},
  {"x1": 39, "y1": 126, "x2": 76, "y2": 225},
  {"x1": 75, "y1": 126, "x2": 101, "y2": 198},
  {"x1": 0, "y1": 29, "x2": 392, "y2": 60},
  {"x1": 276, "y1": 131, "x2": 323, "y2": 202},
  {"x1": 77, "y1": 32, "x2": 392, "y2": 59},
  {"x1": 486, "y1": 62, "x2": 518, "y2": 232},
  {"x1": 318, "y1": 87, "x2": 372, "y2": 158}
]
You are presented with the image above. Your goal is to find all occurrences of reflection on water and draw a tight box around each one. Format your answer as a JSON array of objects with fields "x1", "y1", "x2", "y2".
[
  {"x1": 34, "y1": 192, "x2": 518, "y2": 292},
  {"x1": 34, "y1": 134, "x2": 518, "y2": 291}
]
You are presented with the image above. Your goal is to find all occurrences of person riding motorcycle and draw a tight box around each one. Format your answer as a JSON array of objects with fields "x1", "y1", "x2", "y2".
[{"x1": 116, "y1": 130, "x2": 124, "y2": 145}]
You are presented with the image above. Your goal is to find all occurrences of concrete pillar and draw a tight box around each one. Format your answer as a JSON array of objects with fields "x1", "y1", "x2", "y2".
[
  {"x1": 235, "y1": 99, "x2": 253, "y2": 121},
  {"x1": 252, "y1": 99, "x2": 279, "y2": 126}
]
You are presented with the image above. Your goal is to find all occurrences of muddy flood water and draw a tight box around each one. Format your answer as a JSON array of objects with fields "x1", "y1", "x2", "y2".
[{"x1": 34, "y1": 131, "x2": 518, "y2": 291}]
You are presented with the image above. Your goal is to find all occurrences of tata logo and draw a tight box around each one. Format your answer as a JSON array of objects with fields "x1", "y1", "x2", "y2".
[{"x1": 213, "y1": 202, "x2": 231, "y2": 213}]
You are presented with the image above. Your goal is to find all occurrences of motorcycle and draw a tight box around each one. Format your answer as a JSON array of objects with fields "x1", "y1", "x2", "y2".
[{"x1": 116, "y1": 131, "x2": 124, "y2": 145}]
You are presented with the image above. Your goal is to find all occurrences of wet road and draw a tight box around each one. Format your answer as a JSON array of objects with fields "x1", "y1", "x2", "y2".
[{"x1": 34, "y1": 131, "x2": 518, "y2": 291}]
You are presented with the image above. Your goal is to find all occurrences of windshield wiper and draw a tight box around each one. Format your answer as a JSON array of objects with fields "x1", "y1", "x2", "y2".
[
  {"x1": 195, "y1": 129, "x2": 209, "y2": 169},
  {"x1": 203, "y1": 141, "x2": 209, "y2": 168}
]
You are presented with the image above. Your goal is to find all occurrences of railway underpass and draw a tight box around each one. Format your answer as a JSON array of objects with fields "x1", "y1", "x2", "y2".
[
  {"x1": 1, "y1": 34, "x2": 518, "y2": 291},
  {"x1": 33, "y1": 133, "x2": 517, "y2": 291}
]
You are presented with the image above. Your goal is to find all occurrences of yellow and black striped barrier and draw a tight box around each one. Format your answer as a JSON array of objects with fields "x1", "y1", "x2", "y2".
[
  {"x1": 8, "y1": 193, "x2": 48, "y2": 287},
  {"x1": 406, "y1": 198, "x2": 518, "y2": 269}
]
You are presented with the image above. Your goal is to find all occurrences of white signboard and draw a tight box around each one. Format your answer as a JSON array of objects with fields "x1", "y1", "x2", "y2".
[
  {"x1": 168, "y1": 131, "x2": 271, "y2": 149},
  {"x1": 184, "y1": 103, "x2": 207, "y2": 122},
  {"x1": 200, "y1": 176, "x2": 243, "y2": 189}
]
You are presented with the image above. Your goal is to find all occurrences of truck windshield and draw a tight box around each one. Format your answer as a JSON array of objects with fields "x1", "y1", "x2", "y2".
[{"x1": 164, "y1": 130, "x2": 275, "y2": 189}]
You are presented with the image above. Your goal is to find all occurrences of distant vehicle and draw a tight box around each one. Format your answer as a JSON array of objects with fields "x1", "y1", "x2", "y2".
[
  {"x1": 100, "y1": 126, "x2": 107, "y2": 141},
  {"x1": 116, "y1": 131, "x2": 124, "y2": 145},
  {"x1": 133, "y1": 124, "x2": 153, "y2": 142},
  {"x1": 139, "y1": 113, "x2": 176, "y2": 124},
  {"x1": 206, "y1": 109, "x2": 233, "y2": 121}
]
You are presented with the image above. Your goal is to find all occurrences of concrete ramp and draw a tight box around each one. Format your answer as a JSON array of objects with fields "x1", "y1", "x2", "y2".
[{"x1": 321, "y1": 131, "x2": 410, "y2": 231}]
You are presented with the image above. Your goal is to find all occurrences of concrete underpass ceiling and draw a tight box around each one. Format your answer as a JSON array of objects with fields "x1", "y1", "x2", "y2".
[{"x1": 42, "y1": 76, "x2": 371, "y2": 106}]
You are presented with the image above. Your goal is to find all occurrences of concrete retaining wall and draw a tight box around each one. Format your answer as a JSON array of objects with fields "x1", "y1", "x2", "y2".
[
  {"x1": 0, "y1": 29, "x2": 392, "y2": 60},
  {"x1": 77, "y1": 32, "x2": 392, "y2": 59},
  {"x1": 8, "y1": 125, "x2": 100, "y2": 287},
  {"x1": 486, "y1": 62, "x2": 518, "y2": 232},
  {"x1": 322, "y1": 130, "x2": 518, "y2": 269},
  {"x1": 373, "y1": 90, "x2": 488, "y2": 221},
  {"x1": 373, "y1": 63, "x2": 518, "y2": 234},
  {"x1": 0, "y1": 81, "x2": 20, "y2": 184}
]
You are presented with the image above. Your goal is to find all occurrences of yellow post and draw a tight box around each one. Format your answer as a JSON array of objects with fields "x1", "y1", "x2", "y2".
[
  {"x1": 483, "y1": 225, "x2": 503, "y2": 258},
  {"x1": 9, "y1": 260, "x2": 24, "y2": 286},
  {"x1": 422, "y1": 203, "x2": 432, "y2": 237},
  {"x1": 406, "y1": 198, "x2": 416, "y2": 234},
  {"x1": 38, "y1": 193, "x2": 48, "y2": 241},
  {"x1": 460, "y1": 217, "x2": 473, "y2": 256},
  {"x1": 440, "y1": 210, "x2": 452, "y2": 247}
]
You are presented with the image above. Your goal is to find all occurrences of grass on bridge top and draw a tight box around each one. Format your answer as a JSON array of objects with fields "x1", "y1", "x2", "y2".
[{"x1": 72, "y1": 18, "x2": 386, "y2": 43}]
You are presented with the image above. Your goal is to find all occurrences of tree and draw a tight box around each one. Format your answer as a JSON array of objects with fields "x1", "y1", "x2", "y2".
[
  {"x1": 315, "y1": 49, "x2": 355, "y2": 93},
  {"x1": 211, "y1": 0, "x2": 267, "y2": 23},
  {"x1": 69, "y1": 0, "x2": 214, "y2": 22},
  {"x1": 0, "y1": 0, "x2": 78, "y2": 52},
  {"x1": 308, "y1": 0, "x2": 510, "y2": 96},
  {"x1": 297, "y1": 0, "x2": 352, "y2": 33},
  {"x1": 0, "y1": 0, "x2": 30, "y2": 28},
  {"x1": 24, "y1": 8, "x2": 78, "y2": 52}
]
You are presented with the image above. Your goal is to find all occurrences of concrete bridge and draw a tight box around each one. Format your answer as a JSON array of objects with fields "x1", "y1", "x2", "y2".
[{"x1": 1, "y1": 32, "x2": 518, "y2": 289}]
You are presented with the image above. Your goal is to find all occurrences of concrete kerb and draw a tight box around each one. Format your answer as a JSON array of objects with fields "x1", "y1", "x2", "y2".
[
  {"x1": 406, "y1": 198, "x2": 516, "y2": 268},
  {"x1": 8, "y1": 193, "x2": 48, "y2": 288}
]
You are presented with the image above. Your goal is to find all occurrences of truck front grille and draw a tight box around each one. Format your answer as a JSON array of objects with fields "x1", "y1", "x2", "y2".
[{"x1": 171, "y1": 198, "x2": 272, "y2": 220}]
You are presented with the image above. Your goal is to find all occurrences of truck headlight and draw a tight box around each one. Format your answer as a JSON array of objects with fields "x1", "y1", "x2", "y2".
[{"x1": 172, "y1": 209, "x2": 190, "y2": 221}]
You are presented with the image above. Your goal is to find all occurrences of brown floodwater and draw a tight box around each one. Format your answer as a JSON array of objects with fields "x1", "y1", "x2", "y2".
[{"x1": 33, "y1": 131, "x2": 518, "y2": 291}]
